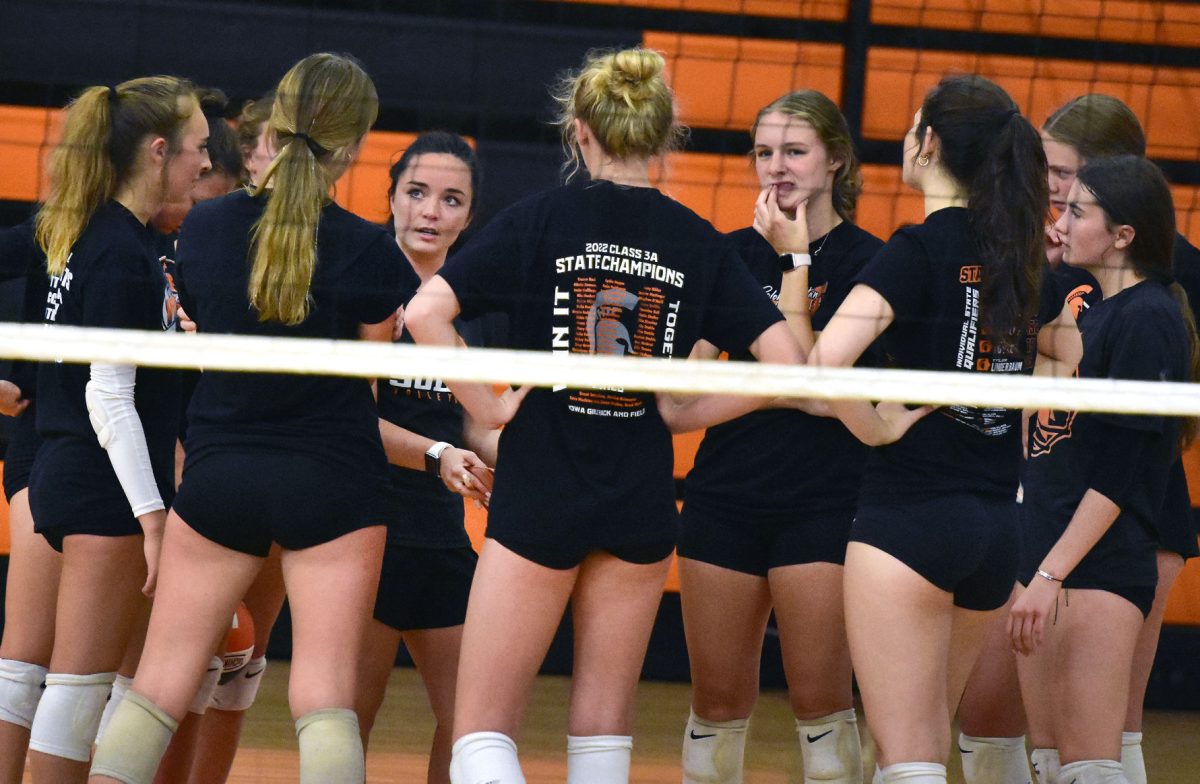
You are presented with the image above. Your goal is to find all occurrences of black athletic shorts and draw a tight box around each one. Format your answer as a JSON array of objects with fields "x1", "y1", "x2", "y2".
[
  {"x1": 487, "y1": 532, "x2": 676, "y2": 571},
  {"x1": 3, "y1": 404, "x2": 39, "y2": 502},
  {"x1": 173, "y1": 449, "x2": 384, "y2": 557},
  {"x1": 676, "y1": 500, "x2": 851, "y2": 575},
  {"x1": 851, "y1": 494, "x2": 1019, "y2": 612},
  {"x1": 373, "y1": 544, "x2": 477, "y2": 631},
  {"x1": 29, "y1": 438, "x2": 144, "y2": 552}
]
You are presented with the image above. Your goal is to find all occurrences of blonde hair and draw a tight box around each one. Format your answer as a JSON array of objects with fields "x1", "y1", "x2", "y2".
[
  {"x1": 36, "y1": 76, "x2": 197, "y2": 275},
  {"x1": 751, "y1": 90, "x2": 863, "y2": 222},
  {"x1": 249, "y1": 53, "x2": 378, "y2": 325},
  {"x1": 553, "y1": 47, "x2": 684, "y2": 179}
]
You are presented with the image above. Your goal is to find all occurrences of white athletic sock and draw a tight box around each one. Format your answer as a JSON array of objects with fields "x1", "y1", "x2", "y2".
[
  {"x1": 682, "y1": 710, "x2": 748, "y2": 783},
  {"x1": 90, "y1": 690, "x2": 179, "y2": 784},
  {"x1": 566, "y1": 734, "x2": 632, "y2": 783},
  {"x1": 958, "y1": 733, "x2": 1032, "y2": 784},
  {"x1": 797, "y1": 709, "x2": 862, "y2": 783},
  {"x1": 880, "y1": 761, "x2": 947, "y2": 783},
  {"x1": 1119, "y1": 732, "x2": 1145, "y2": 784},
  {"x1": 1031, "y1": 749, "x2": 1061, "y2": 784},
  {"x1": 1057, "y1": 759, "x2": 1128, "y2": 784},
  {"x1": 295, "y1": 707, "x2": 364, "y2": 783},
  {"x1": 450, "y1": 731, "x2": 526, "y2": 784},
  {"x1": 95, "y1": 673, "x2": 133, "y2": 745}
]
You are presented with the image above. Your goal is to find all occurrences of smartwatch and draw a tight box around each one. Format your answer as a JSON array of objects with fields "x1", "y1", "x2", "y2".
[
  {"x1": 424, "y1": 441, "x2": 453, "y2": 476},
  {"x1": 778, "y1": 252, "x2": 812, "y2": 272}
]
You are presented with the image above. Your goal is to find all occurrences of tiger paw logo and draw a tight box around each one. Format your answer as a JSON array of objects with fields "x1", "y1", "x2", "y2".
[
  {"x1": 807, "y1": 283, "x2": 827, "y2": 314},
  {"x1": 1066, "y1": 284, "x2": 1094, "y2": 322},
  {"x1": 1029, "y1": 408, "x2": 1076, "y2": 457}
]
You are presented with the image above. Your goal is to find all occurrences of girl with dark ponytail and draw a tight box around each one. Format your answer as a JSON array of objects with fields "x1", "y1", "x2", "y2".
[
  {"x1": 1012, "y1": 155, "x2": 1197, "y2": 784},
  {"x1": 808, "y1": 74, "x2": 1053, "y2": 784}
]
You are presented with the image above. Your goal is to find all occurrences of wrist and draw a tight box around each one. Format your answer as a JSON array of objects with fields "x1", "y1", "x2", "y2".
[
  {"x1": 424, "y1": 441, "x2": 454, "y2": 476},
  {"x1": 1035, "y1": 568, "x2": 1063, "y2": 584}
]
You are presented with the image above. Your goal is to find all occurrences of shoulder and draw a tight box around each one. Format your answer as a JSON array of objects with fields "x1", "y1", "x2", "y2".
[
  {"x1": 181, "y1": 190, "x2": 254, "y2": 236},
  {"x1": 76, "y1": 203, "x2": 149, "y2": 263},
  {"x1": 839, "y1": 222, "x2": 885, "y2": 255}
]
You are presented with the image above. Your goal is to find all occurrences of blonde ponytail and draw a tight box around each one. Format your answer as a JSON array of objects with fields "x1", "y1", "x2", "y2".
[{"x1": 249, "y1": 53, "x2": 378, "y2": 325}]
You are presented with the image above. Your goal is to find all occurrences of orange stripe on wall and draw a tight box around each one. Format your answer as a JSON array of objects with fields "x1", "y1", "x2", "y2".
[
  {"x1": 552, "y1": 0, "x2": 847, "y2": 21},
  {"x1": 872, "y1": 0, "x2": 1200, "y2": 49}
]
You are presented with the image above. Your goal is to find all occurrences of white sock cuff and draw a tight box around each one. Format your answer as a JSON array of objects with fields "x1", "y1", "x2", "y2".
[
  {"x1": 959, "y1": 732, "x2": 1028, "y2": 749},
  {"x1": 689, "y1": 709, "x2": 749, "y2": 731},
  {"x1": 567, "y1": 734, "x2": 633, "y2": 752},
  {"x1": 880, "y1": 761, "x2": 947, "y2": 782},
  {"x1": 1121, "y1": 731, "x2": 1142, "y2": 746}
]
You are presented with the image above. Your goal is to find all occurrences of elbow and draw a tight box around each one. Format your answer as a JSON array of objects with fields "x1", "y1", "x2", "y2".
[{"x1": 403, "y1": 293, "x2": 436, "y2": 342}]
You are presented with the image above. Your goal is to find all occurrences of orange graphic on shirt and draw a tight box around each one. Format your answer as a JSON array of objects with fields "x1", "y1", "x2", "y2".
[
  {"x1": 569, "y1": 277, "x2": 665, "y2": 412},
  {"x1": 807, "y1": 283, "x2": 827, "y2": 314},
  {"x1": 1029, "y1": 408, "x2": 1076, "y2": 458},
  {"x1": 1066, "y1": 284, "x2": 1094, "y2": 321}
]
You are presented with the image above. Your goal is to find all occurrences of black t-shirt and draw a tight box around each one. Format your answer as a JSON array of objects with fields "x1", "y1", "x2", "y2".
[
  {"x1": 0, "y1": 217, "x2": 47, "y2": 396},
  {"x1": 684, "y1": 222, "x2": 883, "y2": 519},
  {"x1": 854, "y1": 207, "x2": 1050, "y2": 504},
  {"x1": 1022, "y1": 280, "x2": 1189, "y2": 585},
  {"x1": 176, "y1": 190, "x2": 415, "y2": 480},
  {"x1": 35, "y1": 201, "x2": 181, "y2": 507},
  {"x1": 375, "y1": 312, "x2": 486, "y2": 549},
  {"x1": 438, "y1": 179, "x2": 784, "y2": 549}
]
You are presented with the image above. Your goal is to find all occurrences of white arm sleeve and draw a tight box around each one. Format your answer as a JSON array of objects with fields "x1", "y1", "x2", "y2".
[{"x1": 85, "y1": 362, "x2": 164, "y2": 517}]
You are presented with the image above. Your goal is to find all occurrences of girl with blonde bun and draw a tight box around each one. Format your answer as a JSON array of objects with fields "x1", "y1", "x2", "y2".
[{"x1": 405, "y1": 47, "x2": 806, "y2": 784}]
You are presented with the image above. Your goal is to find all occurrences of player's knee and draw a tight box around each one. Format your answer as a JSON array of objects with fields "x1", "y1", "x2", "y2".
[
  {"x1": 1058, "y1": 759, "x2": 1126, "y2": 784},
  {"x1": 0, "y1": 658, "x2": 47, "y2": 729},
  {"x1": 295, "y1": 707, "x2": 364, "y2": 783},
  {"x1": 567, "y1": 734, "x2": 631, "y2": 783},
  {"x1": 28, "y1": 671, "x2": 115, "y2": 761},
  {"x1": 957, "y1": 733, "x2": 1030, "y2": 784},
  {"x1": 211, "y1": 655, "x2": 266, "y2": 712},
  {"x1": 797, "y1": 709, "x2": 861, "y2": 784},
  {"x1": 451, "y1": 731, "x2": 525, "y2": 784},
  {"x1": 90, "y1": 690, "x2": 179, "y2": 784},
  {"x1": 682, "y1": 710, "x2": 749, "y2": 784},
  {"x1": 188, "y1": 656, "x2": 223, "y2": 715}
]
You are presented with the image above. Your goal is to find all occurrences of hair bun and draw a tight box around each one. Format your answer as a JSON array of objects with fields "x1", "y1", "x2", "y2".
[{"x1": 603, "y1": 49, "x2": 664, "y2": 102}]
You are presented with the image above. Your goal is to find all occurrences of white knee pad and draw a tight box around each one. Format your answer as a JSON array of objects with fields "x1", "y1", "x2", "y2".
[
  {"x1": 1031, "y1": 748, "x2": 1061, "y2": 784},
  {"x1": 879, "y1": 762, "x2": 947, "y2": 783},
  {"x1": 211, "y1": 655, "x2": 266, "y2": 712},
  {"x1": 1119, "y1": 732, "x2": 1145, "y2": 784},
  {"x1": 797, "y1": 709, "x2": 862, "y2": 784},
  {"x1": 1058, "y1": 759, "x2": 1128, "y2": 784},
  {"x1": 28, "y1": 671, "x2": 117, "y2": 761},
  {"x1": 958, "y1": 733, "x2": 1031, "y2": 784},
  {"x1": 567, "y1": 734, "x2": 632, "y2": 783},
  {"x1": 682, "y1": 710, "x2": 749, "y2": 784},
  {"x1": 90, "y1": 690, "x2": 179, "y2": 784},
  {"x1": 0, "y1": 658, "x2": 47, "y2": 729},
  {"x1": 450, "y1": 731, "x2": 526, "y2": 784},
  {"x1": 873, "y1": 765, "x2": 884, "y2": 784},
  {"x1": 95, "y1": 673, "x2": 133, "y2": 745},
  {"x1": 295, "y1": 707, "x2": 364, "y2": 784},
  {"x1": 188, "y1": 656, "x2": 223, "y2": 715}
]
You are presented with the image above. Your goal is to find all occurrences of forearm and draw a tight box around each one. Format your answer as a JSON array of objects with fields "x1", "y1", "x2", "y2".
[
  {"x1": 379, "y1": 419, "x2": 438, "y2": 472},
  {"x1": 86, "y1": 363, "x2": 164, "y2": 518},
  {"x1": 830, "y1": 398, "x2": 893, "y2": 446},
  {"x1": 1036, "y1": 489, "x2": 1122, "y2": 580},
  {"x1": 463, "y1": 415, "x2": 500, "y2": 467},
  {"x1": 778, "y1": 267, "x2": 815, "y2": 354}
]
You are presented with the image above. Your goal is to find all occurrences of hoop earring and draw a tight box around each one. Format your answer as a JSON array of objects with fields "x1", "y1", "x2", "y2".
[{"x1": 917, "y1": 154, "x2": 930, "y2": 167}]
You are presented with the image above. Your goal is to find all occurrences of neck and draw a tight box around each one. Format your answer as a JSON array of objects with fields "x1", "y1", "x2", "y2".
[
  {"x1": 799, "y1": 198, "x2": 841, "y2": 240},
  {"x1": 1090, "y1": 255, "x2": 1144, "y2": 299},
  {"x1": 588, "y1": 157, "x2": 652, "y2": 188},
  {"x1": 114, "y1": 176, "x2": 162, "y2": 225},
  {"x1": 398, "y1": 237, "x2": 446, "y2": 284},
  {"x1": 921, "y1": 170, "x2": 968, "y2": 216}
]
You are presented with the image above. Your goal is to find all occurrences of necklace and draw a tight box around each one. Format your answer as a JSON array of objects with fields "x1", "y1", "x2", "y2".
[{"x1": 810, "y1": 226, "x2": 834, "y2": 257}]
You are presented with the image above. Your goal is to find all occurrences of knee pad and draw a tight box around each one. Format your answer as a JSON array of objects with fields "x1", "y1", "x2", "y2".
[
  {"x1": 96, "y1": 673, "x2": 133, "y2": 745},
  {"x1": 1120, "y1": 732, "x2": 1145, "y2": 784},
  {"x1": 958, "y1": 733, "x2": 1031, "y2": 784},
  {"x1": 567, "y1": 734, "x2": 632, "y2": 784},
  {"x1": 27, "y1": 671, "x2": 116, "y2": 761},
  {"x1": 211, "y1": 655, "x2": 266, "y2": 712},
  {"x1": 1031, "y1": 748, "x2": 1061, "y2": 784},
  {"x1": 0, "y1": 658, "x2": 47, "y2": 729},
  {"x1": 682, "y1": 710, "x2": 749, "y2": 784},
  {"x1": 189, "y1": 656, "x2": 223, "y2": 715},
  {"x1": 797, "y1": 709, "x2": 862, "y2": 784},
  {"x1": 295, "y1": 707, "x2": 364, "y2": 784},
  {"x1": 879, "y1": 762, "x2": 947, "y2": 783},
  {"x1": 90, "y1": 690, "x2": 179, "y2": 784},
  {"x1": 450, "y1": 731, "x2": 526, "y2": 784},
  {"x1": 1058, "y1": 760, "x2": 1127, "y2": 784}
]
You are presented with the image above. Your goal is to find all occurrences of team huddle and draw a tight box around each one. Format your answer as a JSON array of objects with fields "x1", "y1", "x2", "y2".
[{"x1": 0, "y1": 44, "x2": 1196, "y2": 784}]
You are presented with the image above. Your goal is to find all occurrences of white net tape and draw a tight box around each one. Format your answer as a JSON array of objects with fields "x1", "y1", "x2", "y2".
[{"x1": 2, "y1": 322, "x2": 1199, "y2": 417}]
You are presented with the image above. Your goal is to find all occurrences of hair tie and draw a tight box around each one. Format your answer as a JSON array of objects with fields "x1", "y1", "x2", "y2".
[
  {"x1": 289, "y1": 131, "x2": 325, "y2": 157},
  {"x1": 106, "y1": 85, "x2": 121, "y2": 108}
]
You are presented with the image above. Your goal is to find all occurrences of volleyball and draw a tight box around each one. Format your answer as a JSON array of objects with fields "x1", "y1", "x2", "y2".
[{"x1": 219, "y1": 603, "x2": 256, "y2": 685}]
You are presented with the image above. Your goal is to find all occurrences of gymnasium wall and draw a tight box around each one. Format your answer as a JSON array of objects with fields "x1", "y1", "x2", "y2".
[{"x1": 1, "y1": 0, "x2": 1199, "y2": 692}]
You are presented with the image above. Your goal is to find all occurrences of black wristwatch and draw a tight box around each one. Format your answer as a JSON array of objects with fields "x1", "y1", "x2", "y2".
[{"x1": 424, "y1": 441, "x2": 453, "y2": 476}]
